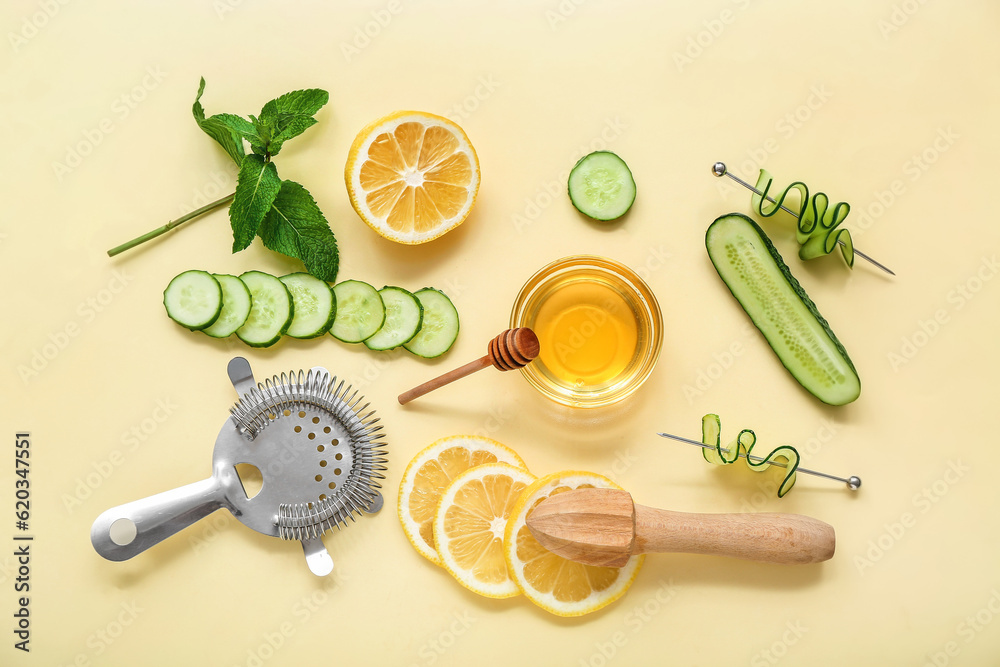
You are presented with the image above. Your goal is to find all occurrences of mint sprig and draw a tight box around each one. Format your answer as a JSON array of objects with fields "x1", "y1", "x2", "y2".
[
  {"x1": 230, "y1": 154, "x2": 281, "y2": 251},
  {"x1": 107, "y1": 79, "x2": 340, "y2": 282},
  {"x1": 192, "y1": 78, "x2": 245, "y2": 166},
  {"x1": 259, "y1": 181, "x2": 339, "y2": 281}
]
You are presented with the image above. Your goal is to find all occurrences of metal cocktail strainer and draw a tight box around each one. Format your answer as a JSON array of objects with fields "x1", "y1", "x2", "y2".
[{"x1": 91, "y1": 357, "x2": 387, "y2": 576}]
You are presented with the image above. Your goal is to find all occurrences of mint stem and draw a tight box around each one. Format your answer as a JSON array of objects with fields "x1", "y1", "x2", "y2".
[{"x1": 107, "y1": 192, "x2": 236, "y2": 257}]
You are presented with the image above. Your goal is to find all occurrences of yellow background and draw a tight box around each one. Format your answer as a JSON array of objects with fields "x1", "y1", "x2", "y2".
[{"x1": 2, "y1": 0, "x2": 999, "y2": 665}]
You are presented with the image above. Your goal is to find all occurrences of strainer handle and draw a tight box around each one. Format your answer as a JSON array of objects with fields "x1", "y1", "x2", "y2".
[{"x1": 90, "y1": 477, "x2": 228, "y2": 561}]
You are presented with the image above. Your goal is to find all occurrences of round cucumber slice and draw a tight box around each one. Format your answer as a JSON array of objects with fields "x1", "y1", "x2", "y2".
[
  {"x1": 568, "y1": 151, "x2": 636, "y2": 221},
  {"x1": 236, "y1": 271, "x2": 294, "y2": 348},
  {"x1": 403, "y1": 288, "x2": 459, "y2": 358},
  {"x1": 364, "y1": 287, "x2": 423, "y2": 351},
  {"x1": 163, "y1": 270, "x2": 222, "y2": 331},
  {"x1": 280, "y1": 273, "x2": 336, "y2": 339},
  {"x1": 202, "y1": 274, "x2": 253, "y2": 338},
  {"x1": 331, "y1": 280, "x2": 386, "y2": 343}
]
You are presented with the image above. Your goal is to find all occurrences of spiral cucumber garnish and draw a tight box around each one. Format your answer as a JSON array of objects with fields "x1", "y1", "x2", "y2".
[
  {"x1": 700, "y1": 413, "x2": 800, "y2": 497},
  {"x1": 752, "y1": 169, "x2": 855, "y2": 268}
]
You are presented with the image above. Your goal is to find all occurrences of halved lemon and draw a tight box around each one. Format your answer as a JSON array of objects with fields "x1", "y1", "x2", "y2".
[
  {"x1": 398, "y1": 435, "x2": 527, "y2": 566},
  {"x1": 433, "y1": 463, "x2": 536, "y2": 598},
  {"x1": 503, "y1": 470, "x2": 644, "y2": 617},
  {"x1": 345, "y1": 111, "x2": 481, "y2": 244}
]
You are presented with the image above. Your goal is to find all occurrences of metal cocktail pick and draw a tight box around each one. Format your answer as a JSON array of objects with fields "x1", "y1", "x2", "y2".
[
  {"x1": 711, "y1": 161, "x2": 895, "y2": 277},
  {"x1": 657, "y1": 431, "x2": 862, "y2": 491}
]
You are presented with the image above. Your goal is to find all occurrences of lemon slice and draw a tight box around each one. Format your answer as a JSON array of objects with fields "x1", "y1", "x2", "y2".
[
  {"x1": 345, "y1": 111, "x2": 480, "y2": 244},
  {"x1": 504, "y1": 470, "x2": 644, "y2": 617},
  {"x1": 433, "y1": 463, "x2": 536, "y2": 598},
  {"x1": 398, "y1": 435, "x2": 527, "y2": 566}
]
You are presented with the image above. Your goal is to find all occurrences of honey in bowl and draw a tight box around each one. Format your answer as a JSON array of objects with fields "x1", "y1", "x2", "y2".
[
  {"x1": 511, "y1": 256, "x2": 662, "y2": 408},
  {"x1": 533, "y1": 281, "x2": 638, "y2": 388}
]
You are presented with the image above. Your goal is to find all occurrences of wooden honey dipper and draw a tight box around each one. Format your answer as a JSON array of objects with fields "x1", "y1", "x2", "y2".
[{"x1": 398, "y1": 328, "x2": 540, "y2": 405}]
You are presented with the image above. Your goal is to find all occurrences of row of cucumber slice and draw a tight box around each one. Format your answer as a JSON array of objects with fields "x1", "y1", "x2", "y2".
[{"x1": 162, "y1": 270, "x2": 459, "y2": 357}]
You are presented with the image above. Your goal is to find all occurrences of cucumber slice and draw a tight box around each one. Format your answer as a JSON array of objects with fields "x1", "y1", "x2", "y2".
[
  {"x1": 330, "y1": 280, "x2": 385, "y2": 343},
  {"x1": 163, "y1": 270, "x2": 222, "y2": 331},
  {"x1": 567, "y1": 151, "x2": 636, "y2": 221},
  {"x1": 236, "y1": 271, "x2": 294, "y2": 348},
  {"x1": 202, "y1": 274, "x2": 253, "y2": 338},
  {"x1": 364, "y1": 287, "x2": 423, "y2": 351},
  {"x1": 280, "y1": 273, "x2": 336, "y2": 339},
  {"x1": 403, "y1": 288, "x2": 459, "y2": 358},
  {"x1": 705, "y1": 213, "x2": 861, "y2": 406}
]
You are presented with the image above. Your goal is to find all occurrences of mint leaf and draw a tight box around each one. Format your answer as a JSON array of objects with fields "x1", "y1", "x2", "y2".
[
  {"x1": 192, "y1": 78, "x2": 245, "y2": 166},
  {"x1": 211, "y1": 113, "x2": 265, "y2": 147},
  {"x1": 267, "y1": 116, "x2": 318, "y2": 156},
  {"x1": 253, "y1": 89, "x2": 328, "y2": 156},
  {"x1": 248, "y1": 121, "x2": 270, "y2": 156},
  {"x1": 258, "y1": 180, "x2": 339, "y2": 281},
  {"x1": 272, "y1": 89, "x2": 329, "y2": 116},
  {"x1": 230, "y1": 154, "x2": 281, "y2": 251},
  {"x1": 256, "y1": 100, "x2": 280, "y2": 136}
]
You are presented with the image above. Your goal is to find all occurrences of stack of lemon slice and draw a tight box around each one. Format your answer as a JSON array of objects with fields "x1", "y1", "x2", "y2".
[{"x1": 398, "y1": 435, "x2": 644, "y2": 617}]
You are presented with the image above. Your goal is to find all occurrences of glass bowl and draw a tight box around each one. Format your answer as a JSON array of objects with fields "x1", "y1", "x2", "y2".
[{"x1": 510, "y1": 255, "x2": 662, "y2": 408}]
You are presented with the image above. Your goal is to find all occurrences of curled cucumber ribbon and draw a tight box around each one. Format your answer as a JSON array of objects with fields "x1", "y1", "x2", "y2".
[
  {"x1": 700, "y1": 413, "x2": 800, "y2": 498},
  {"x1": 752, "y1": 169, "x2": 855, "y2": 268}
]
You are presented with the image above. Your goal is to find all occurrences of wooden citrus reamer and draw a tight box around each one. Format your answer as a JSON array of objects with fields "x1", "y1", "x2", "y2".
[
  {"x1": 398, "y1": 328, "x2": 540, "y2": 405},
  {"x1": 526, "y1": 488, "x2": 835, "y2": 567}
]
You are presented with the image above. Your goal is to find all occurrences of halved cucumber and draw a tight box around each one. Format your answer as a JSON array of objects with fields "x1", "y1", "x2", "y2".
[
  {"x1": 280, "y1": 273, "x2": 336, "y2": 339},
  {"x1": 403, "y1": 288, "x2": 459, "y2": 358},
  {"x1": 236, "y1": 271, "x2": 294, "y2": 348},
  {"x1": 567, "y1": 151, "x2": 636, "y2": 221},
  {"x1": 202, "y1": 274, "x2": 253, "y2": 338},
  {"x1": 705, "y1": 213, "x2": 861, "y2": 406},
  {"x1": 364, "y1": 287, "x2": 423, "y2": 351},
  {"x1": 331, "y1": 280, "x2": 385, "y2": 343},
  {"x1": 163, "y1": 270, "x2": 222, "y2": 331}
]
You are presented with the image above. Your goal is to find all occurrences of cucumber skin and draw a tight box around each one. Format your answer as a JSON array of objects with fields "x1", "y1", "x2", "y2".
[
  {"x1": 403, "y1": 288, "x2": 460, "y2": 359},
  {"x1": 280, "y1": 273, "x2": 336, "y2": 339},
  {"x1": 202, "y1": 274, "x2": 253, "y2": 339},
  {"x1": 236, "y1": 271, "x2": 294, "y2": 349},
  {"x1": 162, "y1": 270, "x2": 222, "y2": 332},
  {"x1": 330, "y1": 280, "x2": 386, "y2": 344},
  {"x1": 705, "y1": 213, "x2": 860, "y2": 406},
  {"x1": 567, "y1": 151, "x2": 637, "y2": 222},
  {"x1": 363, "y1": 286, "x2": 423, "y2": 351}
]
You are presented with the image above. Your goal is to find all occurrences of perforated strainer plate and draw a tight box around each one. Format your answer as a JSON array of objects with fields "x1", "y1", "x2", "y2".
[{"x1": 91, "y1": 357, "x2": 387, "y2": 576}]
